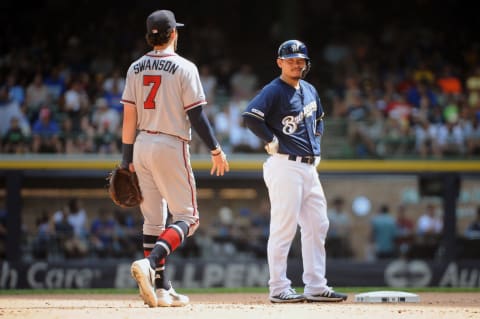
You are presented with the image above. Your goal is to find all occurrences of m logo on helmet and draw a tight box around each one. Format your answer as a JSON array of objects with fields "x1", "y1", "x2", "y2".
[{"x1": 290, "y1": 43, "x2": 298, "y2": 53}]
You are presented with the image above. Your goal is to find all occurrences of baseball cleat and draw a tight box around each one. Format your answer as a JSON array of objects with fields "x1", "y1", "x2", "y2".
[
  {"x1": 304, "y1": 290, "x2": 348, "y2": 302},
  {"x1": 168, "y1": 286, "x2": 190, "y2": 307},
  {"x1": 270, "y1": 288, "x2": 306, "y2": 303},
  {"x1": 156, "y1": 286, "x2": 189, "y2": 307},
  {"x1": 131, "y1": 259, "x2": 157, "y2": 307},
  {"x1": 156, "y1": 288, "x2": 173, "y2": 307}
]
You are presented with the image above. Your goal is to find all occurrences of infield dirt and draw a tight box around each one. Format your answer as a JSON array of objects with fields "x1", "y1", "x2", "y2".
[{"x1": 0, "y1": 292, "x2": 479, "y2": 319}]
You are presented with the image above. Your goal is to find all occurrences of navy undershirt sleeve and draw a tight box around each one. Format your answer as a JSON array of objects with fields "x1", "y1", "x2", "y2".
[
  {"x1": 187, "y1": 106, "x2": 219, "y2": 150},
  {"x1": 243, "y1": 115, "x2": 274, "y2": 143}
]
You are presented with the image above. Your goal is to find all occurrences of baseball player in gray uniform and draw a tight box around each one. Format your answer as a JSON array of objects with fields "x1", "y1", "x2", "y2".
[
  {"x1": 121, "y1": 9, "x2": 229, "y2": 307},
  {"x1": 242, "y1": 40, "x2": 347, "y2": 303}
]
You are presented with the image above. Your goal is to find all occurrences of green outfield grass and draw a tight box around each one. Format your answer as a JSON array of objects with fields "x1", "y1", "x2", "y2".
[{"x1": 1, "y1": 287, "x2": 479, "y2": 295}]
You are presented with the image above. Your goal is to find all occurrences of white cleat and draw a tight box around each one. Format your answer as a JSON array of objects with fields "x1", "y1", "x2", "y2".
[
  {"x1": 156, "y1": 288, "x2": 173, "y2": 307},
  {"x1": 156, "y1": 285, "x2": 189, "y2": 307},
  {"x1": 168, "y1": 286, "x2": 190, "y2": 307},
  {"x1": 131, "y1": 259, "x2": 157, "y2": 307}
]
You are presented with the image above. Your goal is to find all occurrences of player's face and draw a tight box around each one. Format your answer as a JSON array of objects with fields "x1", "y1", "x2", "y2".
[{"x1": 278, "y1": 58, "x2": 306, "y2": 80}]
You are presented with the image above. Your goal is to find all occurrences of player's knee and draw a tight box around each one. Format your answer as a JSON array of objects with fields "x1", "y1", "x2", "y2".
[
  {"x1": 168, "y1": 220, "x2": 189, "y2": 240},
  {"x1": 143, "y1": 223, "x2": 165, "y2": 235},
  {"x1": 319, "y1": 219, "x2": 329, "y2": 234}
]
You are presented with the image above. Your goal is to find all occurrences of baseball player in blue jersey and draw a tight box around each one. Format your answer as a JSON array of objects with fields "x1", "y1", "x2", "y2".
[{"x1": 242, "y1": 40, "x2": 347, "y2": 303}]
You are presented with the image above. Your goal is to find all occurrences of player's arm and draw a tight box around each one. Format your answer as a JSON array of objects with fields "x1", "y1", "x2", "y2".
[
  {"x1": 315, "y1": 111, "x2": 325, "y2": 136},
  {"x1": 242, "y1": 114, "x2": 278, "y2": 155},
  {"x1": 242, "y1": 114, "x2": 274, "y2": 142},
  {"x1": 121, "y1": 103, "x2": 137, "y2": 169},
  {"x1": 187, "y1": 106, "x2": 229, "y2": 176},
  {"x1": 315, "y1": 93, "x2": 325, "y2": 136}
]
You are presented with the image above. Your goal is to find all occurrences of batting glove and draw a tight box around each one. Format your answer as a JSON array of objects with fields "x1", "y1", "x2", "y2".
[{"x1": 265, "y1": 136, "x2": 279, "y2": 155}]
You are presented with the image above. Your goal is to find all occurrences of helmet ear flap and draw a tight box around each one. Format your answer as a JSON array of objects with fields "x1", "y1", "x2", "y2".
[{"x1": 302, "y1": 60, "x2": 311, "y2": 79}]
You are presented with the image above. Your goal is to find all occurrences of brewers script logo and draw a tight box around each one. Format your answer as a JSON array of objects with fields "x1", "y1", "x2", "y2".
[{"x1": 281, "y1": 101, "x2": 317, "y2": 135}]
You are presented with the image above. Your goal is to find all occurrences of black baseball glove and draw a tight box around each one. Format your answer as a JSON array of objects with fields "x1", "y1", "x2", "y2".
[{"x1": 106, "y1": 166, "x2": 143, "y2": 208}]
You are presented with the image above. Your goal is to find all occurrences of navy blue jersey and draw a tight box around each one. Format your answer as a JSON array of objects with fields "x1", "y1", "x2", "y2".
[{"x1": 243, "y1": 77, "x2": 324, "y2": 156}]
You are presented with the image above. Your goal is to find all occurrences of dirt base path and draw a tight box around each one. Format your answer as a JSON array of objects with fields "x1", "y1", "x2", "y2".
[{"x1": 0, "y1": 292, "x2": 479, "y2": 319}]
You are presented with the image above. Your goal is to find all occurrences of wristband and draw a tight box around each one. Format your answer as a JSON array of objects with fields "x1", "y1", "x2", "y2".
[
  {"x1": 211, "y1": 145, "x2": 222, "y2": 156},
  {"x1": 121, "y1": 143, "x2": 134, "y2": 168}
]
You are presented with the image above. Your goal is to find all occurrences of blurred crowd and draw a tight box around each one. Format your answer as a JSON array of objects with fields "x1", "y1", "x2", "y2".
[
  {"x1": 28, "y1": 198, "x2": 142, "y2": 261},
  {"x1": 1, "y1": 1, "x2": 480, "y2": 158},
  {"x1": 4, "y1": 196, "x2": 478, "y2": 262},
  {"x1": 326, "y1": 197, "x2": 480, "y2": 260},
  {"x1": 13, "y1": 198, "x2": 270, "y2": 262}
]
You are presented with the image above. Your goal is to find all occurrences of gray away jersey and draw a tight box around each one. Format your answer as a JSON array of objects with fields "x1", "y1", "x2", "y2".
[{"x1": 121, "y1": 49, "x2": 206, "y2": 141}]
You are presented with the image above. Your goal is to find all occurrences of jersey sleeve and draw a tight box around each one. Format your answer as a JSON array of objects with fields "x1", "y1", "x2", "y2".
[
  {"x1": 182, "y1": 63, "x2": 207, "y2": 112},
  {"x1": 121, "y1": 65, "x2": 137, "y2": 106},
  {"x1": 242, "y1": 86, "x2": 275, "y2": 121}
]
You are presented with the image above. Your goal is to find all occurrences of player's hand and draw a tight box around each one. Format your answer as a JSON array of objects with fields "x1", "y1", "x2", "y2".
[
  {"x1": 210, "y1": 148, "x2": 230, "y2": 176},
  {"x1": 265, "y1": 136, "x2": 279, "y2": 155}
]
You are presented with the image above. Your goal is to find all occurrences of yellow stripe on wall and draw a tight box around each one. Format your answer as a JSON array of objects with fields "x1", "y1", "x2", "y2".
[{"x1": 0, "y1": 157, "x2": 479, "y2": 173}]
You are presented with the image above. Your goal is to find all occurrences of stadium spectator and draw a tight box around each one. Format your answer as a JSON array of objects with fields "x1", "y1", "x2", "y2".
[
  {"x1": 91, "y1": 97, "x2": 120, "y2": 133},
  {"x1": 417, "y1": 204, "x2": 443, "y2": 237},
  {"x1": 63, "y1": 79, "x2": 89, "y2": 132},
  {"x1": 44, "y1": 66, "x2": 67, "y2": 103},
  {"x1": 5, "y1": 72, "x2": 25, "y2": 106},
  {"x1": 466, "y1": 66, "x2": 480, "y2": 108},
  {"x1": 199, "y1": 64, "x2": 218, "y2": 104},
  {"x1": 76, "y1": 115, "x2": 96, "y2": 153},
  {"x1": 215, "y1": 59, "x2": 234, "y2": 99},
  {"x1": 464, "y1": 116, "x2": 480, "y2": 157},
  {"x1": 395, "y1": 204, "x2": 415, "y2": 255},
  {"x1": 436, "y1": 65, "x2": 463, "y2": 96},
  {"x1": 230, "y1": 63, "x2": 258, "y2": 100},
  {"x1": 212, "y1": 104, "x2": 231, "y2": 152},
  {"x1": 66, "y1": 198, "x2": 89, "y2": 244},
  {"x1": 53, "y1": 210, "x2": 88, "y2": 259},
  {"x1": 0, "y1": 86, "x2": 30, "y2": 139},
  {"x1": 406, "y1": 79, "x2": 438, "y2": 109},
  {"x1": 209, "y1": 206, "x2": 237, "y2": 257},
  {"x1": 31, "y1": 107, "x2": 62, "y2": 153},
  {"x1": 413, "y1": 118, "x2": 441, "y2": 158},
  {"x1": 2, "y1": 117, "x2": 29, "y2": 153},
  {"x1": 412, "y1": 61, "x2": 435, "y2": 85},
  {"x1": 436, "y1": 120, "x2": 466, "y2": 157},
  {"x1": 89, "y1": 208, "x2": 122, "y2": 258},
  {"x1": 59, "y1": 116, "x2": 80, "y2": 153},
  {"x1": 31, "y1": 210, "x2": 53, "y2": 259},
  {"x1": 111, "y1": 209, "x2": 140, "y2": 258},
  {"x1": 370, "y1": 204, "x2": 398, "y2": 259},
  {"x1": 327, "y1": 196, "x2": 352, "y2": 258},
  {"x1": 91, "y1": 97, "x2": 120, "y2": 153},
  {"x1": 25, "y1": 73, "x2": 50, "y2": 122},
  {"x1": 345, "y1": 92, "x2": 378, "y2": 157},
  {"x1": 102, "y1": 69, "x2": 125, "y2": 113}
]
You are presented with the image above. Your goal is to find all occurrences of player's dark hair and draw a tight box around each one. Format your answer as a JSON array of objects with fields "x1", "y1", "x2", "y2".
[{"x1": 145, "y1": 29, "x2": 172, "y2": 47}]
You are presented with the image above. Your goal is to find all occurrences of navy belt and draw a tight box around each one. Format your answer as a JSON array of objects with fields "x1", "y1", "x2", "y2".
[
  {"x1": 142, "y1": 129, "x2": 163, "y2": 134},
  {"x1": 287, "y1": 154, "x2": 316, "y2": 165}
]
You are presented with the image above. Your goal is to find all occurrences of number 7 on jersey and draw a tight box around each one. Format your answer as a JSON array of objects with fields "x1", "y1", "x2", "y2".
[{"x1": 143, "y1": 75, "x2": 161, "y2": 109}]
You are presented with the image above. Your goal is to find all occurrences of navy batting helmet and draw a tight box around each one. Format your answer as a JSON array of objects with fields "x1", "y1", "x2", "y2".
[{"x1": 277, "y1": 40, "x2": 311, "y2": 78}]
